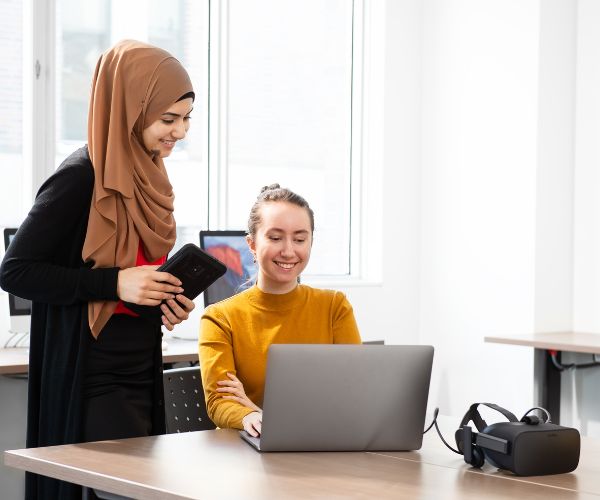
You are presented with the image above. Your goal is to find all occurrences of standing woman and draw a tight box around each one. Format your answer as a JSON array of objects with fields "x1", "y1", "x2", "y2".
[{"x1": 0, "y1": 40, "x2": 196, "y2": 500}]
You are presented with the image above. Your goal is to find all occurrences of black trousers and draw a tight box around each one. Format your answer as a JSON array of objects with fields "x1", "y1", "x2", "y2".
[{"x1": 82, "y1": 313, "x2": 160, "y2": 442}]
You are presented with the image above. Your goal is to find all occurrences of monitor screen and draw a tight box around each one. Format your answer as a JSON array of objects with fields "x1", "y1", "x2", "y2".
[
  {"x1": 199, "y1": 230, "x2": 257, "y2": 307},
  {"x1": 3, "y1": 228, "x2": 32, "y2": 316}
]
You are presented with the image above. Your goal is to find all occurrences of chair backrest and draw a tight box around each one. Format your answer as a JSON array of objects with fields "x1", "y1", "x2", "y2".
[{"x1": 163, "y1": 366, "x2": 216, "y2": 433}]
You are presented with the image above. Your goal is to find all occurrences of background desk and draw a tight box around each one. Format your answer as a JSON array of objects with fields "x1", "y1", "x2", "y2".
[
  {"x1": 0, "y1": 336, "x2": 199, "y2": 498},
  {"x1": 485, "y1": 332, "x2": 600, "y2": 424},
  {"x1": 0, "y1": 336, "x2": 199, "y2": 375},
  {"x1": 5, "y1": 416, "x2": 600, "y2": 499}
]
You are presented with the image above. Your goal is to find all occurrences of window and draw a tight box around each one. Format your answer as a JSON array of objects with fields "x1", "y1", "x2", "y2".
[
  {"x1": 0, "y1": 0, "x2": 25, "y2": 226},
  {"x1": 214, "y1": 0, "x2": 353, "y2": 276},
  {"x1": 55, "y1": 0, "x2": 209, "y2": 237},
  {"x1": 2, "y1": 0, "x2": 382, "y2": 281}
]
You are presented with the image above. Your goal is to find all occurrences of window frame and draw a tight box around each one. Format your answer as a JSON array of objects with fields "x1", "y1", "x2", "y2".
[
  {"x1": 27, "y1": 0, "x2": 384, "y2": 285},
  {"x1": 25, "y1": 0, "x2": 56, "y2": 210}
]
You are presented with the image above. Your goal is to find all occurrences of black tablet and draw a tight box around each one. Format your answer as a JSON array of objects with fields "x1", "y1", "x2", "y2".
[{"x1": 123, "y1": 243, "x2": 226, "y2": 322}]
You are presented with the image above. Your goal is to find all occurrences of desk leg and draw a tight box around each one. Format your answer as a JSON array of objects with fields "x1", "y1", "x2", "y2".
[{"x1": 533, "y1": 348, "x2": 561, "y2": 424}]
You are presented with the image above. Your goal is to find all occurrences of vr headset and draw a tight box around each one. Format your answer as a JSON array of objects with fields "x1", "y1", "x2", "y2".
[{"x1": 454, "y1": 403, "x2": 580, "y2": 476}]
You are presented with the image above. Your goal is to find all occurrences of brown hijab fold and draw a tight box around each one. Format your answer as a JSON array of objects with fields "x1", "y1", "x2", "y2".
[{"x1": 83, "y1": 39, "x2": 193, "y2": 338}]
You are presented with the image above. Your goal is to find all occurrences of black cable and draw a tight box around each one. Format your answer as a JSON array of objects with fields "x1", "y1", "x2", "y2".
[
  {"x1": 550, "y1": 351, "x2": 600, "y2": 372},
  {"x1": 423, "y1": 407, "x2": 438, "y2": 434},
  {"x1": 3, "y1": 331, "x2": 19, "y2": 348},
  {"x1": 434, "y1": 420, "x2": 462, "y2": 455},
  {"x1": 15, "y1": 332, "x2": 29, "y2": 348},
  {"x1": 520, "y1": 406, "x2": 551, "y2": 424},
  {"x1": 423, "y1": 407, "x2": 462, "y2": 455}
]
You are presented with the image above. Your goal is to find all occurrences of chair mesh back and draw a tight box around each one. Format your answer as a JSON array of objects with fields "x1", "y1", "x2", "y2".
[{"x1": 163, "y1": 367, "x2": 216, "y2": 433}]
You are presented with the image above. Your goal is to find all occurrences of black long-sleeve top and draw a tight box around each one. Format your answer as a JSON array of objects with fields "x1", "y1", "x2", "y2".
[{"x1": 0, "y1": 146, "x2": 164, "y2": 500}]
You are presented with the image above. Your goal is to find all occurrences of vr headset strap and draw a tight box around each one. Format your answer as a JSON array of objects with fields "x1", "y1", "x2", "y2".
[{"x1": 460, "y1": 402, "x2": 518, "y2": 432}]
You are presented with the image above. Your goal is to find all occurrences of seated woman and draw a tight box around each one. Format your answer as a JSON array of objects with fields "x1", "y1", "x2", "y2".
[{"x1": 199, "y1": 184, "x2": 362, "y2": 437}]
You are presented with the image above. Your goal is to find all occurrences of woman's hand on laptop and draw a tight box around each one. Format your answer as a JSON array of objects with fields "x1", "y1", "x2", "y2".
[
  {"x1": 217, "y1": 372, "x2": 262, "y2": 412},
  {"x1": 242, "y1": 411, "x2": 262, "y2": 437}
]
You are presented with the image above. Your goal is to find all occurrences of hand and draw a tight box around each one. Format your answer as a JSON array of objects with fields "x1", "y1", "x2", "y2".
[
  {"x1": 117, "y1": 265, "x2": 184, "y2": 305},
  {"x1": 242, "y1": 411, "x2": 262, "y2": 437},
  {"x1": 217, "y1": 372, "x2": 261, "y2": 412},
  {"x1": 160, "y1": 295, "x2": 195, "y2": 331}
]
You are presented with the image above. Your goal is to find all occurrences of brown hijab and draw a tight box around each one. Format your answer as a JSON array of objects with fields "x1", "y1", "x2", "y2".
[{"x1": 82, "y1": 39, "x2": 193, "y2": 338}]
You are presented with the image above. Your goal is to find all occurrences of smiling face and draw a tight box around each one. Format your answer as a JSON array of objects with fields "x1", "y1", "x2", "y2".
[
  {"x1": 142, "y1": 97, "x2": 193, "y2": 158},
  {"x1": 247, "y1": 201, "x2": 313, "y2": 294}
]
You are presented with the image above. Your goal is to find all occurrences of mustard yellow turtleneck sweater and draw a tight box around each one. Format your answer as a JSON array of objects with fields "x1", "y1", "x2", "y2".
[{"x1": 198, "y1": 284, "x2": 362, "y2": 429}]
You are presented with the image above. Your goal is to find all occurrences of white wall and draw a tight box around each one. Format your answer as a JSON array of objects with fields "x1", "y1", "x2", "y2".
[
  {"x1": 348, "y1": 0, "x2": 600, "y2": 429},
  {"x1": 339, "y1": 0, "x2": 422, "y2": 344},
  {"x1": 379, "y1": 0, "x2": 600, "y2": 433},
  {"x1": 565, "y1": 0, "x2": 600, "y2": 437},
  {"x1": 574, "y1": 0, "x2": 600, "y2": 332},
  {"x1": 535, "y1": 0, "x2": 576, "y2": 334},
  {"x1": 418, "y1": 0, "x2": 540, "y2": 417}
]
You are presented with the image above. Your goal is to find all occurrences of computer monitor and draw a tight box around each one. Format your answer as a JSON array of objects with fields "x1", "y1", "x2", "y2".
[
  {"x1": 199, "y1": 230, "x2": 257, "y2": 307},
  {"x1": 3, "y1": 228, "x2": 31, "y2": 336}
]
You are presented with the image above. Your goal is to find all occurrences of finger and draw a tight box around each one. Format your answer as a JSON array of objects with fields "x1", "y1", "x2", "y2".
[
  {"x1": 246, "y1": 419, "x2": 260, "y2": 437},
  {"x1": 161, "y1": 316, "x2": 174, "y2": 331},
  {"x1": 161, "y1": 302, "x2": 185, "y2": 326},
  {"x1": 154, "y1": 271, "x2": 183, "y2": 287},
  {"x1": 175, "y1": 295, "x2": 195, "y2": 312},
  {"x1": 142, "y1": 290, "x2": 177, "y2": 302},
  {"x1": 227, "y1": 372, "x2": 240, "y2": 382},
  {"x1": 140, "y1": 276, "x2": 183, "y2": 295},
  {"x1": 149, "y1": 283, "x2": 184, "y2": 296},
  {"x1": 217, "y1": 388, "x2": 241, "y2": 395},
  {"x1": 216, "y1": 379, "x2": 237, "y2": 387},
  {"x1": 165, "y1": 299, "x2": 188, "y2": 320},
  {"x1": 160, "y1": 303, "x2": 178, "y2": 323},
  {"x1": 253, "y1": 420, "x2": 262, "y2": 436},
  {"x1": 160, "y1": 300, "x2": 179, "y2": 323},
  {"x1": 136, "y1": 297, "x2": 163, "y2": 306}
]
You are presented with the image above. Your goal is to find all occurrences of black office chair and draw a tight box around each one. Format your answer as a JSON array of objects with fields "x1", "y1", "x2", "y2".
[
  {"x1": 163, "y1": 366, "x2": 216, "y2": 433},
  {"x1": 81, "y1": 367, "x2": 214, "y2": 499}
]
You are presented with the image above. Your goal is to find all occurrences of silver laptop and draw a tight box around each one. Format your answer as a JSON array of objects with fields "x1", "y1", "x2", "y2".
[{"x1": 240, "y1": 344, "x2": 434, "y2": 452}]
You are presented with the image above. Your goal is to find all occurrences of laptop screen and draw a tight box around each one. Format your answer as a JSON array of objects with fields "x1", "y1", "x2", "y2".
[{"x1": 244, "y1": 344, "x2": 434, "y2": 452}]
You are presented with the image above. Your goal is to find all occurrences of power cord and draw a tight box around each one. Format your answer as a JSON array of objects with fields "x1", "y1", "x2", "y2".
[
  {"x1": 549, "y1": 350, "x2": 600, "y2": 372},
  {"x1": 521, "y1": 406, "x2": 551, "y2": 424},
  {"x1": 423, "y1": 406, "x2": 553, "y2": 457},
  {"x1": 3, "y1": 330, "x2": 30, "y2": 348},
  {"x1": 3, "y1": 331, "x2": 19, "y2": 348},
  {"x1": 423, "y1": 407, "x2": 461, "y2": 455}
]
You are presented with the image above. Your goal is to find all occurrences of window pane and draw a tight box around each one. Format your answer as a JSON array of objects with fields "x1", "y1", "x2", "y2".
[
  {"x1": 0, "y1": 0, "x2": 25, "y2": 226},
  {"x1": 56, "y1": 0, "x2": 209, "y2": 241},
  {"x1": 226, "y1": 0, "x2": 353, "y2": 275},
  {"x1": 56, "y1": 0, "x2": 111, "y2": 147}
]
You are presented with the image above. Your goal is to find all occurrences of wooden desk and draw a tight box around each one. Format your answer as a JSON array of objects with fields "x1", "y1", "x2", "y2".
[
  {"x1": 382, "y1": 415, "x2": 600, "y2": 497},
  {"x1": 485, "y1": 332, "x2": 600, "y2": 424},
  {"x1": 0, "y1": 337, "x2": 199, "y2": 376},
  {"x1": 485, "y1": 332, "x2": 600, "y2": 354},
  {"x1": 160, "y1": 337, "x2": 200, "y2": 365},
  {"x1": 0, "y1": 347, "x2": 28, "y2": 375},
  {"x1": 5, "y1": 417, "x2": 600, "y2": 499}
]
